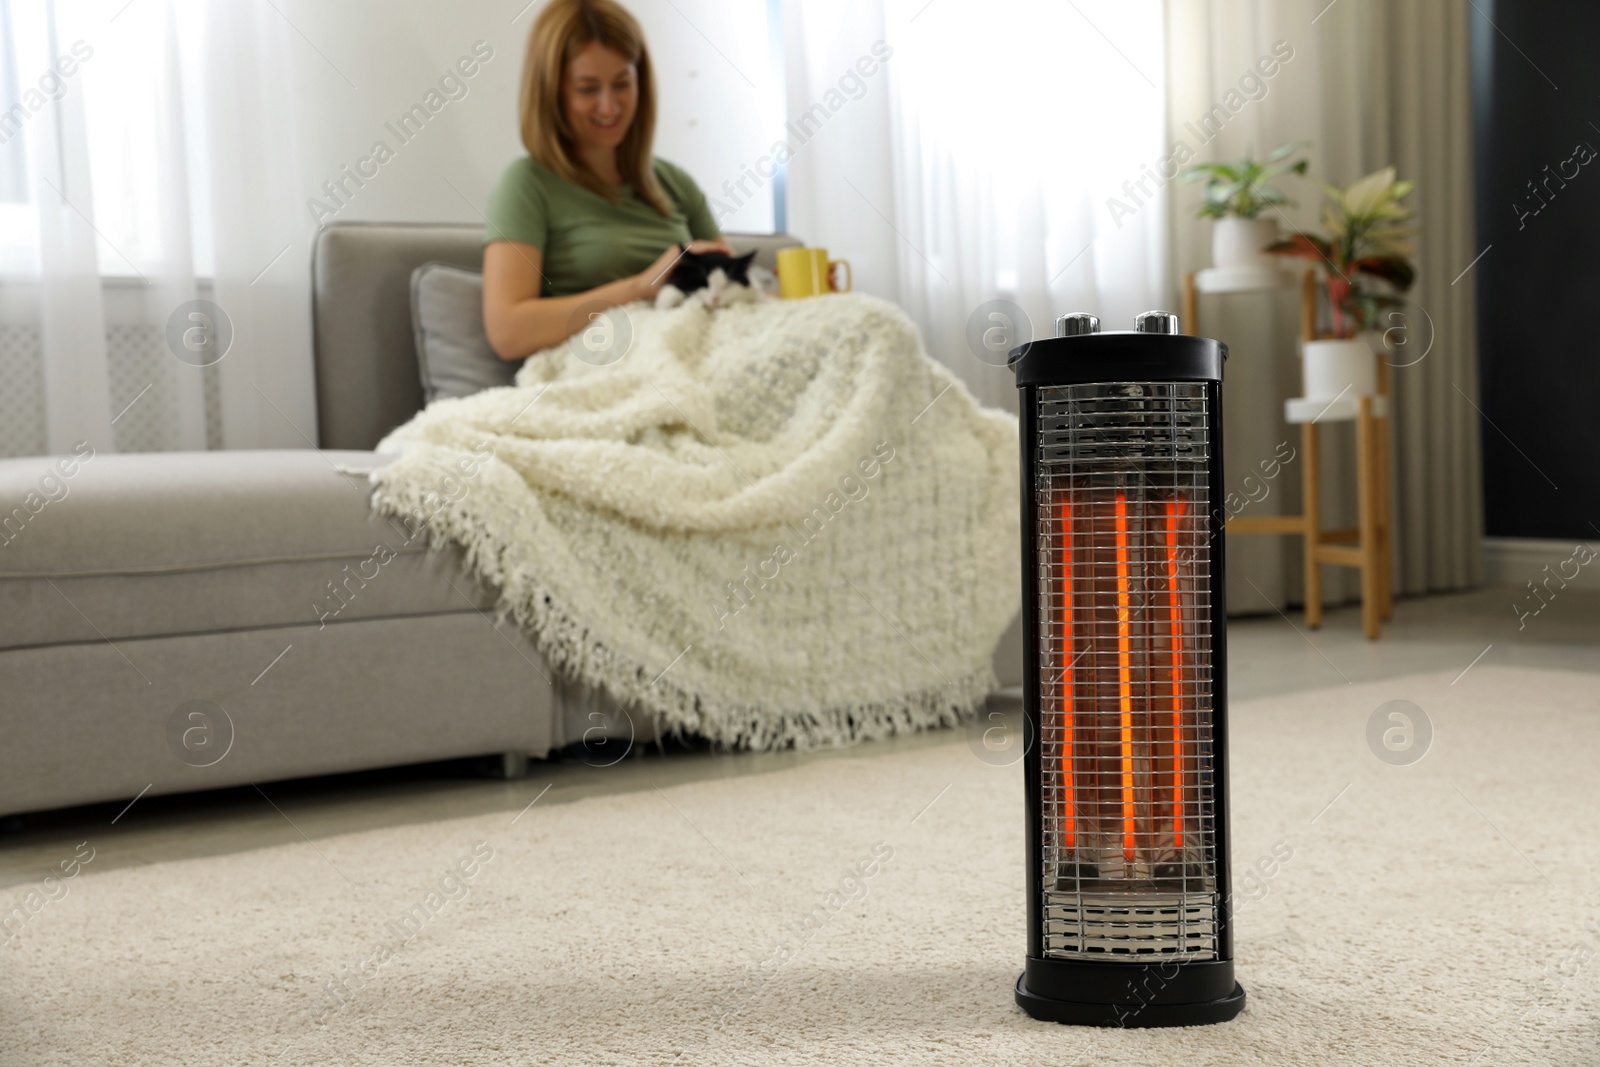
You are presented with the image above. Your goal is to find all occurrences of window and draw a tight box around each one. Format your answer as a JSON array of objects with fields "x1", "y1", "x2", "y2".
[{"x1": 0, "y1": 0, "x2": 213, "y2": 279}]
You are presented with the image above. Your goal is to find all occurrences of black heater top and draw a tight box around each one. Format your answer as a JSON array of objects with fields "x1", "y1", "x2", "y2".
[{"x1": 1009, "y1": 313, "x2": 1226, "y2": 388}]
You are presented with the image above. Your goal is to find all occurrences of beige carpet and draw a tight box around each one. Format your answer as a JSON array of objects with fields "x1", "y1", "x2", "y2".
[{"x1": 5, "y1": 666, "x2": 1597, "y2": 1065}]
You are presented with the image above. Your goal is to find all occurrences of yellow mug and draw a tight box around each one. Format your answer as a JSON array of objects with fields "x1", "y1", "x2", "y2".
[{"x1": 777, "y1": 247, "x2": 852, "y2": 299}]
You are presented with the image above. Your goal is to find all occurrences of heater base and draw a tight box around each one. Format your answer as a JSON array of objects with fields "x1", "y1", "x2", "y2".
[{"x1": 1015, "y1": 974, "x2": 1245, "y2": 1028}]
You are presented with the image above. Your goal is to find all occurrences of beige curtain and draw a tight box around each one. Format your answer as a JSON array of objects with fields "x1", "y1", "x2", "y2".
[{"x1": 1164, "y1": 0, "x2": 1484, "y2": 612}]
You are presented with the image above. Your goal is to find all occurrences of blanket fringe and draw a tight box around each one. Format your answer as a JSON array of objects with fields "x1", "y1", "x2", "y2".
[{"x1": 375, "y1": 492, "x2": 997, "y2": 752}]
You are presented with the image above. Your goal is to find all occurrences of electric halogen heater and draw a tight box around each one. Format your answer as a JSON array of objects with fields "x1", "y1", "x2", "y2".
[{"x1": 1009, "y1": 311, "x2": 1244, "y2": 1027}]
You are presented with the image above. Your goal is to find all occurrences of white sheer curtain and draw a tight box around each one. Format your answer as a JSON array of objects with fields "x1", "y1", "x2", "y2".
[
  {"x1": 0, "y1": 0, "x2": 314, "y2": 459},
  {"x1": 6, "y1": 0, "x2": 114, "y2": 455},
  {"x1": 783, "y1": 0, "x2": 1169, "y2": 412},
  {"x1": 1166, "y1": 0, "x2": 1482, "y2": 602}
]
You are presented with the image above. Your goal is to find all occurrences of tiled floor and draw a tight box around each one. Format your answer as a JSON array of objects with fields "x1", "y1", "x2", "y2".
[{"x1": 1, "y1": 585, "x2": 1595, "y2": 889}]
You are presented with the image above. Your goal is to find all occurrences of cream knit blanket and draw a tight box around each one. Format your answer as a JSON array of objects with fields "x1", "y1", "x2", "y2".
[{"x1": 370, "y1": 292, "x2": 1019, "y2": 750}]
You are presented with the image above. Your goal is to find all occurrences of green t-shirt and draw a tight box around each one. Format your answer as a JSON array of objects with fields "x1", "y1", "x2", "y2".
[{"x1": 484, "y1": 156, "x2": 721, "y2": 297}]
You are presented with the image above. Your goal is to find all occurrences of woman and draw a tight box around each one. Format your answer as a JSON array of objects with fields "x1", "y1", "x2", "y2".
[{"x1": 482, "y1": 0, "x2": 732, "y2": 361}]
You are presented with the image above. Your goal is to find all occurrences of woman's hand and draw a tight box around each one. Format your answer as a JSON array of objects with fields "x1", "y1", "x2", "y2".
[
  {"x1": 630, "y1": 238, "x2": 737, "y2": 300},
  {"x1": 633, "y1": 243, "x2": 683, "y2": 301},
  {"x1": 484, "y1": 236, "x2": 743, "y2": 359}
]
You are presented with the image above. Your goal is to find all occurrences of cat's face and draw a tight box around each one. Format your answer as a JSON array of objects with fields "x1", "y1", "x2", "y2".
[{"x1": 666, "y1": 249, "x2": 757, "y2": 294}]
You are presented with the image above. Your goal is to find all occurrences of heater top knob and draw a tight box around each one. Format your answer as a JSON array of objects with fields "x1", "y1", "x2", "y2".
[
  {"x1": 1134, "y1": 311, "x2": 1181, "y2": 335},
  {"x1": 1056, "y1": 313, "x2": 1100, "y2": 338}
]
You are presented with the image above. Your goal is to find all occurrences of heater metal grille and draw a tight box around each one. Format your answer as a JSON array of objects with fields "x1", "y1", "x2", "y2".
[{"x1": 1036, "y1": 381, "x2": 1218, "y2": 961}]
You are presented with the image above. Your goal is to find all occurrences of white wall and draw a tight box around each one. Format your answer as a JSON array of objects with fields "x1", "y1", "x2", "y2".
[{"x1": 280, "y1": 0, "x2": 779, "y2": 235}]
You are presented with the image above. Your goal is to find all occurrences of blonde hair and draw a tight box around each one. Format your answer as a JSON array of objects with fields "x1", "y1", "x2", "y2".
[{"x1": 520, "y1": 0, "x2": 672, "y2": 216}]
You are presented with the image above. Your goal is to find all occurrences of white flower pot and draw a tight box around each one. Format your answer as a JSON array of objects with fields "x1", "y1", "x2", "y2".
[
  {"x1": 1211, "y1": 216, "x2": 1279, "y2": 271},
  {"x1": 1301, "y1": 338, "x2": 1377, "y2": 401}
]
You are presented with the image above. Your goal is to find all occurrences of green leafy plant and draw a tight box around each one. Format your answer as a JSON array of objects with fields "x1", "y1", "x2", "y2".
[
  {"x1": 1180, "y1": 142, "x2": 1309, "y2": 220},
  {"x1": 1267, "y1": 166, "x2": 1417, "y2": 338}
]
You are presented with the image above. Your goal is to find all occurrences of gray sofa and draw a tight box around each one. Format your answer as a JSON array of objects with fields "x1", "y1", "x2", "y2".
[{"x1": 0, "y1": 223, "x2": 1020, "y2": 820}]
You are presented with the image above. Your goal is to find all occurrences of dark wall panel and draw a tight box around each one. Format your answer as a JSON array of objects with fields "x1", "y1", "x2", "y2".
[{"x1": 1473, "y1": 0, "x2": 1600, "y2": 539}]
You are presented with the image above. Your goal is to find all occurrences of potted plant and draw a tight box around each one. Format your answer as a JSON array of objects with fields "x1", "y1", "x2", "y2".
[
  {"x1": 1267, "y1": 166, "x2": 1417, "y2": 400},
  {"x1": 1181, "y1": 142, "x2": 1308, "y2": 271}
]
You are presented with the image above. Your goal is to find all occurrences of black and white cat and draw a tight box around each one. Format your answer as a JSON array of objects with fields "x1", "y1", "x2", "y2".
[{"x1": 654, "y1": 249, "x2": 760, "y2": 309}]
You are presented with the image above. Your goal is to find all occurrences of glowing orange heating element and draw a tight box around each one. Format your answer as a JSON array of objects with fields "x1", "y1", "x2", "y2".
[
  {"x1": 1165, "y1": 497, "x2": 1188, "y2": 850},
  {"x1": 1059, "y1": 499, "x2": 1076, "y2": 850},
  {"x1": 1113, "y1": 492, "x2": 1136, "y2": 865}
]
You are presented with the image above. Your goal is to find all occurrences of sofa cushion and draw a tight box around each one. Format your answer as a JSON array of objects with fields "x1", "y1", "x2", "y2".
[
  {"x1": 0, "y1": 449, "x2": 495, "y2": 651},
  {"x1": 411, "y1": 263, "x2": 519, "y2": 404}
]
